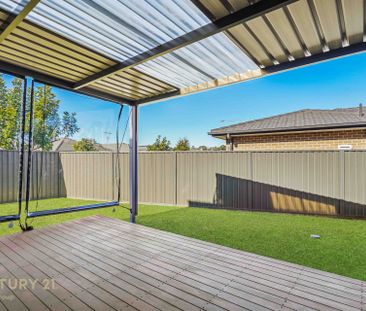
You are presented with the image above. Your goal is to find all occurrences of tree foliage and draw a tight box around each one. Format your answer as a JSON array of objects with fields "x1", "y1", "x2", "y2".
[
  {"x1": 212, "y1": 145, "x2": 226, "y2": 151},
  {"x1": 174, "y1": 137, "x2": 190, "y2": 151},
  {"x1": 147, "y1": 135, "x2": 225, "y2": 152},
  {"x1": 7, "y1": 78, "x2": 23, "y2": 150},
  {"x1": 72, "y1": 138, "x2": 98, "y2": 151},
  {"x1": 197, "y1": 145, "x2": 208, "y2": 150},
  {"x1": 0, "y1": 76, "x2": 79, "y2": 151},
  {"x1": 189, "y1": 144, "x2": 227, "y2": 151},
  {"x1": 61, "y1": 111, "x2": 79, "y2": 138},
  {"x1": 0, "y1": 74, "x2": 12, "y2": 150},
  {"x1": 147, "y1": 135, "x2": 171, "y2": 151},
  {"x1": 33, "y1": 85, "x2": 62, "y2": 151}
]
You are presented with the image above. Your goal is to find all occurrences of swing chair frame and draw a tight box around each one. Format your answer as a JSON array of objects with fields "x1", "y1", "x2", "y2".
[{"x1": 0, "y1": 76, "x2": 129, "y2": 229}]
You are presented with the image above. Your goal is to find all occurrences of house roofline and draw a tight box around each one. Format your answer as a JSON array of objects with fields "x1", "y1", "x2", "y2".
[{"x1": 209, "y1": 123, "x2": 366, "y2": 139}]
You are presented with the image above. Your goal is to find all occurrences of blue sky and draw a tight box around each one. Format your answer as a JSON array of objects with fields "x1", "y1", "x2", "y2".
[{"x1": 3, "y1": 52, "x2": 366, "y2": 147}]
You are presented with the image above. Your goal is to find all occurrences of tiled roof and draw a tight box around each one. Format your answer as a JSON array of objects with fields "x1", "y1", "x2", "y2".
[{"x1": 210, "y1": 107, "x2": 366, "y2": 136}]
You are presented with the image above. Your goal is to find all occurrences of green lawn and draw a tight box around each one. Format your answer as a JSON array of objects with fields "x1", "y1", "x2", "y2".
[{"x1": 1, "y1": 198, "x2": 365, "y2": 281}]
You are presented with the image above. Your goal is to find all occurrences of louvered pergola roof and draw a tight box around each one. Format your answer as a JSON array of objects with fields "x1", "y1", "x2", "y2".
[{"x1": 0, "y1": 0, "x2": 364, "y2": 105}]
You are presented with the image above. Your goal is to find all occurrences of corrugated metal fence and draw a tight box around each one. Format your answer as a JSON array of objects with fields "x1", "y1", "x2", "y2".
[
  {"x1": 0, "y1": 150, "x2": 63, "y2": 203},
  {"x1": 1, "y1": 150, "x2": 365, "y2": 217}
]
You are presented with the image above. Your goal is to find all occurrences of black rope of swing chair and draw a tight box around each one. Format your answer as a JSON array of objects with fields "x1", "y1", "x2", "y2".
[
  {"x1": 0, "y1": 78, "x2": 29, "y2": 224},
  {"x1": 27, "y1": 104, "x2": 131, "y2": 221},
  {"x1": 0, "y1": 78, "x2": 128, "y2": 228}
]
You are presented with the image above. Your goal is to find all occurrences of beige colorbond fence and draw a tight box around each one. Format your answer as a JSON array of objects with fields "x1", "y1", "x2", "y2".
[
  {"x1": 60, "y1": 152, "x2": 115, "y2": 201},
  {"x1": 0, "y1": 150, "x2": 63, "y2": 203},
  {"x1": 1, "y1": 150, "x2": 366, "y2": 217}
]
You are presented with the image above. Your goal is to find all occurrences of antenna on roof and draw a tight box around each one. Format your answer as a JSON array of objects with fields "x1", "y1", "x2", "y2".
[
  {"x1": 220, "y1": 120, "x2": 240, "y2": 123},
  {"x1": 359, "y1": 103, "x2": 364, "y2": 117},
  {"x1": 104, "y1": 131, "x2": 112, "y2": 143}
]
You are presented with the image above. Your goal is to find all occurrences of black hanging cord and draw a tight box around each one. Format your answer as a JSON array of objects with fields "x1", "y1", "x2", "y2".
[
  {"x1": 27, "y1": 152, "x2": 42, "y2": 228},
  {"x1": 23, "y1": 79, "x2": 35, "y2": 231},
  {"x1": 28, "y1": 84, "x2": 46, "y2": 227},
  {"x1": 22, "y1": 80, "x2": 35, "y2": 230},
  {"x1": 17, "y1": 78, "x2": 27, "y2": 230},
  {"x1": 115, "y1": 104, "x2": 124, "y2": 203},
  {"x1": 115, "y1": 105, "x2": 131, "y2": 211},
  {"x1": 121, "y1": 109, "x2": 131, "y2": 149}
]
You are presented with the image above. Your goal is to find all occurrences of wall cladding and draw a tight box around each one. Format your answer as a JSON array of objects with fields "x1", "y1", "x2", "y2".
[{"x1": 232, "y1": 129, "x2": 366, "y2": 151}]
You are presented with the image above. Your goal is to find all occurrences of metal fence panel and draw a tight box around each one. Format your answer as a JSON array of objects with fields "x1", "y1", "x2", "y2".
[
  {"x1": 138, "y1": 152, "x2": 176, "y2": 205},
  {"x1": 113, "y1": 152, "x2": 176, "y2": 205},
  {"x1": 117, "y1": 153, "x2": 129, "y2": 203},
  {"x1": 0, "y1": 150, "x2": 62, "y2": 204},
  {"x1": 59, "y1": 152, "x2": 114, "y2": 201},
  {"x1": 251, "y1": 151, "x2": 341, "y2": 215},
  {"x1": 0, "y1": 151, "x2": 19, "y2": 203},
  {"x1": 176, "y1": 152, "x2": 252, "y2": 209},
  {"x1": 344, "y1": 151, "x2": 366, "y2": 217},
  {"x1": 31, "y1": 151, "x2": 62, "y2": 200},
  {"x1": 0, "y1": 150, "x2": 365, "y2": 217}
]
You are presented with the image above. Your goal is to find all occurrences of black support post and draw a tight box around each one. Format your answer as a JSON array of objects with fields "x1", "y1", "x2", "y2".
[{"x1": 129, "y1": 105, "x2": 138, "y2": 223}]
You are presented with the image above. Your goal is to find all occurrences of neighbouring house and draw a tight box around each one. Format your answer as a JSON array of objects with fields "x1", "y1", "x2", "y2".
[
  {"x1": 51, "y1": 138, "x2": 147, "y2": 152},
  {"x1": 209, "y1": 106, "x2": 366, "y2": 151},
  {"x1": 97, "y1": 143, "x2": 147, "y2": 152},
  {"x1": 52, "y1": 138, "x2": 79, "y2": 152},
  {"x1": 52, "y1": 138, "x2": 129, "y2": 152},
  {"x1": 99, "y1": 143, "x2": 129, "y2": 152},
  {"x1": 100, "y1": 143, "x2": 147, "y2": 152}
]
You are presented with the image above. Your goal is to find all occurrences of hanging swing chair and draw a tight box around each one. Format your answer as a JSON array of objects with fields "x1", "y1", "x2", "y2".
[{"x1": 0, "y1": 77, "x2": 129, "y2": 230}]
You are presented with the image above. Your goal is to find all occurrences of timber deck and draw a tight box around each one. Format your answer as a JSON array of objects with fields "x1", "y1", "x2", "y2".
[{"x1": 0, "y1": 215, "x2": 364, "y2": 310}]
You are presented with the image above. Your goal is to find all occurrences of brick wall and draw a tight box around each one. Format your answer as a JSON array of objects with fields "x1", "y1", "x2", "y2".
[{"x1": 231, "y1": 129, "x2": 366, "y2": 151}]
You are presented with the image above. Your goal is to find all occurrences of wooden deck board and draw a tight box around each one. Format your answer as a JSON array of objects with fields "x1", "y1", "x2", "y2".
[{"x1": 0, "y1": 216, "x2": 363, "y2": 311}]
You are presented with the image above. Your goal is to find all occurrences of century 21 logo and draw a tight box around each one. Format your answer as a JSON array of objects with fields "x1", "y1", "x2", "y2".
[{"x1": 0, "y1": 278, "x2": 56, "y2": 290}]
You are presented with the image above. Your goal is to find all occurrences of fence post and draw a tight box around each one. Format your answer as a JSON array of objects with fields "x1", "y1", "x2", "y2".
[
  {"x1": 174, "y1": 152, "x2": 178, "y2": 206},
  {"x1": 339, "y1": 150, "x2": 345, "y2": 216},
  {"x1": 56, "y1": 153, "x2": 59, "y2": 198},
  {"x1": 248, "y1": 151, "x2": 254, "y2": 210}
]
